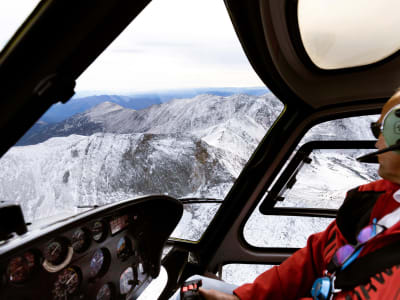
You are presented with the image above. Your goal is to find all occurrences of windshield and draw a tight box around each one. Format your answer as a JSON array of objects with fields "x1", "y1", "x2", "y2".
[
  {"x1": 0, "y1": 0, "x2": 41, "y2": 52},
  {"x1": 0, "y1": 0, "x2": 283, "y2": 239}
]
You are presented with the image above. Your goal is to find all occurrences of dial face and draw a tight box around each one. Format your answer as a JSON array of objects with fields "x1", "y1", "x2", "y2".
[
  {"x1": 90, "y1": 248, "x2": 110, "y2": 278},
  {"x1": 91, "y1": 221, "x2": 107, "y2": 242},
  {"x1": 71, "y1": 228, "x2": 90, "y2": 253},
  {"x1": 52, "y1": 267, "x2": 81, "y2": 299},
  {"x1": 116, "y1": 237, "x2": 132, "y2": 261},
  {"x1": 6, "y1": 251, "x2": 36, "y2": 284},
  {"x1": 119, "y1": 267, "x2": 137, "y2": 295},
  {"x1": 96, "y1": 283, "x2": 114, "y2": 300},
  {"x1": 44, "y1": 239, "x2": 68, "y2": 265}
]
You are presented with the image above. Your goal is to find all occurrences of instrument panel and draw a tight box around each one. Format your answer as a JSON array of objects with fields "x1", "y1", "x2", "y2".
[{"x1": 0, "y1": 196, "x2": 183, "y2": 300}]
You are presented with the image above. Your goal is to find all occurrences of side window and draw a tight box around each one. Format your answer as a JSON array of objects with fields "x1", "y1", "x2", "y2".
[
  {"x1": 274, "y1": 148, "x2": 379, "y2": 210},
  {"x1": 244, "y1": 115, "x2": 379, "y2": 248}
]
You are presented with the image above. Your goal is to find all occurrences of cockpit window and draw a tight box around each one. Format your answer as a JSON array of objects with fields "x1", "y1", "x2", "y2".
[
  {"x1": 244, "y1": 114, "x2": 379, "y2": 248},
  {"x1": 0, "y1": 1, "x2": 40, "y2": 53},
  {"x1": 298, "y1": 0, "x2": 400, "y2": 70},
  {"x1": 0, "y1": 0, "x2": 283, "y2": 242}
]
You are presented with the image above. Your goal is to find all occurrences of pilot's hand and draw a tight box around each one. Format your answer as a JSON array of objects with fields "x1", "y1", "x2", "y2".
[{"x1": 198, "y1": 287, "x2": 240, "y2": 300}]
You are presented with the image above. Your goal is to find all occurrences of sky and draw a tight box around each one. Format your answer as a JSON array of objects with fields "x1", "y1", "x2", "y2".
[
  {"x1": 0, "y1": 1, "x2": 40, "y2": 47},
  {"x1": 0, "y1": 0, "x2": 264, "y2": 94}
]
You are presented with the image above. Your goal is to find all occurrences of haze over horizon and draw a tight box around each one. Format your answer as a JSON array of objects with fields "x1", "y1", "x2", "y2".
[{"x1": 0, "y1": 0, "x2": 263, "y2": 94}]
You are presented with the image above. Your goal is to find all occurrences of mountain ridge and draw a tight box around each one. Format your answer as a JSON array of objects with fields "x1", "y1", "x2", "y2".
[{"x1": 17, "y1": 93, "x2": 280, "y2": 147}]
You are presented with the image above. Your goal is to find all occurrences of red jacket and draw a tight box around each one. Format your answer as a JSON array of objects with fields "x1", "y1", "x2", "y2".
[{"x1": 234, "y1": 179, "x2": 400, "y2": 300}]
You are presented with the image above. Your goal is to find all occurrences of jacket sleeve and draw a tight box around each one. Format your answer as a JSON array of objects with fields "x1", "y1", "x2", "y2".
[{"x1": 233, "y1": 221, "x2": 337, "y2": 300}]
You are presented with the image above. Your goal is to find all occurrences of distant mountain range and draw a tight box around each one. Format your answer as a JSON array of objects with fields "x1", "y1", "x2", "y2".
[
  {"x1": 40, "y1": 94, "x2": 162, "y2": 123},
  {"x1": 17, "y1": 92, "x2": 278, "y2": 147},
  {"x1": 41, "y1": 87, "x2": 270, "y2": 123}
]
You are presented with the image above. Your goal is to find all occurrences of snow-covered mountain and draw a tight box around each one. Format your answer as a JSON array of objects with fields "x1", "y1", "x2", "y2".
[
  {"x1": 38, "y1": 94, "x2": 163, "y2": 124},
  {"x1": 36, "y1": 87, "x2": 270, "y2": 124},
  {"x1": 0, "y1": 93, "x2": 282, "y2": 221},
  {"x1": 0, "y1": 133, "x2": 241, "y2": 221},
  {"x1": 17, "y1": 93, "x2": 280, "y2": 148}
]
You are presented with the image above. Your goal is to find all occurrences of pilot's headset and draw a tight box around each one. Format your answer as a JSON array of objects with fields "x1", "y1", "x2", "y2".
[{"x1": 357, "y1": 104, "x2": 400, "y2": 162}]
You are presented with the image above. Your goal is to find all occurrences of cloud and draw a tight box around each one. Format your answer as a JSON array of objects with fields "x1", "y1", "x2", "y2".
[
  {"x1": 0, "y1": 0, "x2": 264, "y2": 93},
  {"x1": 78, "y1": 0, "x2": 263, "y2": 92}
]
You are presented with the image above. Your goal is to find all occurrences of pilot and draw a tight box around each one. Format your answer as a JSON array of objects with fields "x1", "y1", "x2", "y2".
[{"x1": 198, "y1": 90, "x2": 400, "y2": 300}]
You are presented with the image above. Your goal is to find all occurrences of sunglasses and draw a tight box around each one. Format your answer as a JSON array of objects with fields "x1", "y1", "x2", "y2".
[
  {"x1": 331, "y1": 222, "x2": 385, "y2": 270},
  {"x1": 311, "y1": 220, "x2": 385, "y2": 300},
  {"x1": 370, "y1": 122, "x2": 383, "y2": 139}
]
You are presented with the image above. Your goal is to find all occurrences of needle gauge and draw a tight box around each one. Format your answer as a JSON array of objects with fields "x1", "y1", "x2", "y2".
[
  {"x1": 119, "y1": 267, "x2": 138, "y2": 295},
  {"x1": 90, "y1": 248, "x2": 110, "y2": 278},
  {"x1": 91, "y1": 221, "x2": 108, "y2": 242},
  {"x1": 71, "y1": 228, "x2": 90, "y2": 253},
  {"x1": 44, "y1": 238, "x2": 69, "y2": 265},
  {"x1": 52, "y1": 267, "x2": 81, "y2": 300},
  {"x1": 6, "y1": 251, "x2": 36, "y2": 284},
  {"x1": 116, "y1": 237, "x2": 132, "y2": 261},
  {"x1": 96, "y1": 283, "x2": 115, "y2": 300}
]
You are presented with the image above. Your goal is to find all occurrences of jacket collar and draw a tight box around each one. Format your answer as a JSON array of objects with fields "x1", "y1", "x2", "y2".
[{"x1": 336, "y1": 185, "x2": 384, "y2": 244}]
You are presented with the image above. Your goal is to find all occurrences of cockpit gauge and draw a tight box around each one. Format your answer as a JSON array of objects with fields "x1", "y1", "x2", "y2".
[
  {"x1": 44, "y1": 238, "x2": 69, "y2": 265},
  {"x1": 71, "y1": 228, "x2": 90, "y2": 253},
  {"x1": 6, "y1": 251, "x2": 36, "y2": 284},
  {"x1": 116, "y1": 236, "x2": 132, "y2": 261},
  {"x1": 119, "y1": 267, "x2": 138, "y2": 295},
  {"x1": 52, "y1": 267, "x2": 81, "y2": 300},
  {"x1": 43, "y1": 238, "x2": 74, "y2": 273},
  {"x1": 90, "y1": 248, "x2": 110, "y2": 278},
  {"x1": 96, "y1": 282, "x2": 115, "y2": 300},
  {"x1": 91, "y1": 221, "x2": 108, "y2": 242}
]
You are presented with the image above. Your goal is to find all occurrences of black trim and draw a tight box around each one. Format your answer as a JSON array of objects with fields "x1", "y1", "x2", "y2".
[
  {"x1": 325, "y1": 231, "x2": 337, "y2": 247},
  {"x1": 325, "y1": 243, "x2": 336, "y2": 257},
  {"x1": 178, "y1": 198, "x2": 224, "y2": 205},
  {"x1": 261, "y1": 207, "x2": 337, "y2": 218}
]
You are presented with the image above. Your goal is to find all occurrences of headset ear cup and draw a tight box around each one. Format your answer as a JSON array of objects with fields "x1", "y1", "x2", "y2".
[{"x1": 383, "y1": 104, "x2": 400, "y2": 154}]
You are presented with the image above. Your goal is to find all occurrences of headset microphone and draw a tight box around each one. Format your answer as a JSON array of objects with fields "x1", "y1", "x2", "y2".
[
  {"x1": 357, "y1": 104, "x2": 400, "y2": 163},
  {"x1": 357, "y1": 142, "x2": 400, "y2": 163}
]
